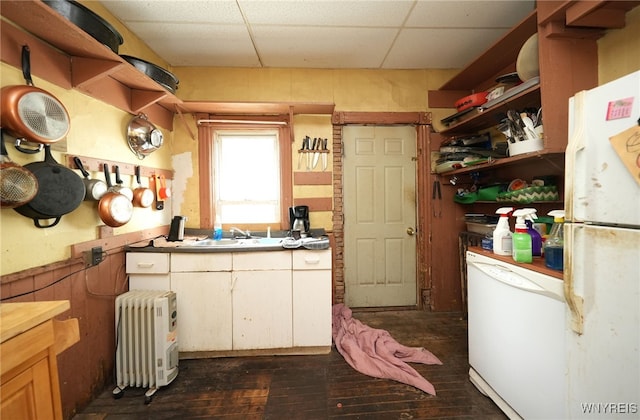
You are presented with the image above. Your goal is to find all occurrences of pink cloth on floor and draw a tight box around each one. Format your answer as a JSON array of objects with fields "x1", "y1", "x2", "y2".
[{"x1": 331, "y1": 303, "x2": 442, "y2": 395}]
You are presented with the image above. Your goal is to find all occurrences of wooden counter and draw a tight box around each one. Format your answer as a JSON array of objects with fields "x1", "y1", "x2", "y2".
[
  {"x1": 468, "y1": 246, "x2": 563, "y2": 280},
  {"x1": 1, "y1": 301, "x2": 80, "y2": 420}
]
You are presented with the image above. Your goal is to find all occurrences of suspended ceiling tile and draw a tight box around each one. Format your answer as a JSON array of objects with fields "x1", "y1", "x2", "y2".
[
  {"x1": 406, "y1": 0, "x2": 535, "y2": 28},
  {"x1": 125, "y1": 22, "x2": 260, "y2": 67},
  {"x1": 239, "y1": 0, "x2": 414, "y2": 26},
  {"x1": 384, "y1": 27, "x2": 510, "y2": 69},
  {"x1": 103, "y1": 0, "x2": 244, "y2": 24},
  {"x1": 253, "y1": 26, "x2": 398, "y2": 68}
]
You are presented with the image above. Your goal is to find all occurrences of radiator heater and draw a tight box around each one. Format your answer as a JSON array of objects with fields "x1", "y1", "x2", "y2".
[{"x1": 113, "y1": 290, "x2": 179, "y2": 403}]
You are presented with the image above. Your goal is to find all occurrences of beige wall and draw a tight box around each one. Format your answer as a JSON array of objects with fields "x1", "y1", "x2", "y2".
[
  {"x1": 598, "y1": 6, "x2": 640, "y2": 84},
  {"x1": 171, "y1": 66, "x2": 458, "y2": 230}
]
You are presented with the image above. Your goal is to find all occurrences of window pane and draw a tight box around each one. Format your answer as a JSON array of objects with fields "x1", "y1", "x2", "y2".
[{"x1": 214, "y1": 130, "x2": 280, "y2": 223}]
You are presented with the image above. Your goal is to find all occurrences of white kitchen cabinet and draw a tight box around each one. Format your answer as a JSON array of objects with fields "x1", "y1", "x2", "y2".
[
  {"x1": 292, "y1": 250, "x2": 332, "y2": 347},
  {"x1": 232, "y1": 251, "x2": 292, "y2": 350},
  {"x1": 171, "y1": 254, "x2": 233, "y2": 352},
  {"x1": 126, "y1": 252, "x2": 170, "y2": 290},
  {"x1": 126, "y1": 248, "x2": 332, "y2": 355}
]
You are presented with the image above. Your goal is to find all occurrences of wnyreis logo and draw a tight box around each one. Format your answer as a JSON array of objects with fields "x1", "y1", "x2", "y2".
[{"x1": 581, "y1": 403, "x2": 638, "y2": 415}]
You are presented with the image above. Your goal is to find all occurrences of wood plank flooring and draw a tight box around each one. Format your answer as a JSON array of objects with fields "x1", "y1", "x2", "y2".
[{"x1": 73, "y1": 310, "x2": 506, "y2": 419}]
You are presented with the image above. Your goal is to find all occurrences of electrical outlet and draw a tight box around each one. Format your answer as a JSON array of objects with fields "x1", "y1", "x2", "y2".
[{"x1": 84, "y1": 246, "x2": 103, "y2": 267}]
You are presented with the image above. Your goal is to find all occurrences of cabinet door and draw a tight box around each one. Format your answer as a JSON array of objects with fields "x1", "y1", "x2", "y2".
[
  {"x1": 171, "y1": 272, "x2": 232, "y2": 351},
  {"x1": 129, "y1": 274, "x2": 171, "y2": 290},
  {"x1": 1, "y1": 357, "x2": 56, "y2": 420},
  {"x1": 292, "y1": 270, "x2": 332, "y2": 347},
  {"x1": 232, "y1": 270, "x2": 292, "y2": 350}
]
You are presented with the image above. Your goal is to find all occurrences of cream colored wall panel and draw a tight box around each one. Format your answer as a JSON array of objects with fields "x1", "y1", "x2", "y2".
[{"x1": 598, "y1": 6, "x2": 640, "y2": 84}]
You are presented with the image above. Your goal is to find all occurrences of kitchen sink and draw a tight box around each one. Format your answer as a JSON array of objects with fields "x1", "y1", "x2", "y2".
[{"x1": 191, "y1": 237, "x2": 283, "y2": 248}]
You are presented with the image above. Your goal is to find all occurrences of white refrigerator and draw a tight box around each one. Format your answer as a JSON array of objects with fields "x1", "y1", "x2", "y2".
[{"x1": 565, "y1": 70, "x2": 640, "y2": 418}]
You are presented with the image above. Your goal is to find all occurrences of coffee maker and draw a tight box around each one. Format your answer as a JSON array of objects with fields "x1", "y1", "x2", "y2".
[
  {"x1": 289, "y1": 205, "x2": 309, "y2": 236},
  {"x1": 168, "y1": 216, "x2": 186, "y2": 241}
]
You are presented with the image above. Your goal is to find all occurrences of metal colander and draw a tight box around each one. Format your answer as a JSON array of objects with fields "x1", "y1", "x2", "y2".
[
  {"x1": 17, "y1": 91, "x2": 70, "y2": 141},
  {"x1": 1, "y1": 138, "x2": 39, "y2": 208}
]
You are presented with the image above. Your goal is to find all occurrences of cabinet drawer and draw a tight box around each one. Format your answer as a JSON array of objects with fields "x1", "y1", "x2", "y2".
[
  {"x1": 293, "y1": 250, "x2": 332, "y2": 270},
  {"x1": 171, "y1": 253, "x2": 232, "y2": 272},
  {"x1": 126, "y1": 253, "x2": 170, "y2": 274}
]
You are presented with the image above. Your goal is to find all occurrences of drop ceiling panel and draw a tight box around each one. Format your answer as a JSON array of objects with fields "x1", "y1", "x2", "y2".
[
  {"x1": 126, "y1": 22, "x2": 259, "y2": 67},
  {"x1": 103, "y1": 0, "x2": 244, "y2": 24},
  {"x1": 385, "y1": 27, "x2": 512, "y2": 69},
  {"x1": 406, "y1": 1, "x2": 535, "y2": 28},
  {"x1": 253, "y1": 26, "x2": 398, "y2": 68},
  {"x1": 239, "y1": 0, "x2": 414, "y2": 26}
]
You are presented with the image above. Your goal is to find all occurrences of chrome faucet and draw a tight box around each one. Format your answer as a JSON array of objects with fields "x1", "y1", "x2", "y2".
[{"x1": 230, "y1": 227, "x2": 251, "y2": 238}]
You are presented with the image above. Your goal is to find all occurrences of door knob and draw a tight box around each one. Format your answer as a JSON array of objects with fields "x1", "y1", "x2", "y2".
[{"x1": 407, "y1": 227, "x2": 415, "y2": 236}]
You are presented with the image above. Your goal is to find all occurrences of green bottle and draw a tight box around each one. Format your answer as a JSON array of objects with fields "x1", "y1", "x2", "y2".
[{"x1": 512, "y1": 209, "x2": 532, "y2": 263}]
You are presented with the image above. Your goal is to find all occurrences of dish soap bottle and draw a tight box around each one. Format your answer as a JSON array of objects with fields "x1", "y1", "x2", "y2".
[
  {"x1": 512, "y1": 209, "x2": 532, "y2": 263},
  {"x1": 493, "y1": 207, "x2": 514, "y2": 256},
  {"x1": 213, "y1": 215, "x2": 223, "y2": 240},
  {"x1": 523, "y1": 208, "x2": 543, "y2": 257},
  {"x1": 544, "y1": 210, "x2": 565, "y2": 270}
]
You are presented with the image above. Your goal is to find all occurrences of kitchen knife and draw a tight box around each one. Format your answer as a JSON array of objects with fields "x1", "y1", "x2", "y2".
[
  {"x1": 308, "y1": 137, "x2": 317, "y2": 170},
  {"x1": 312, "y1": 137, "x2": 321, "y2": 169},
  {"x1": 298, "y1": 136, "x2": 309, "y2": 169},
  {"x1": 321, "y1": 138, "x2": 328, "y2": 171}
]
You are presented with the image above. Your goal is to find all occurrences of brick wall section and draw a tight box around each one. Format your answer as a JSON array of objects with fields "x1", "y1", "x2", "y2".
[{"x1": 331, "y1": 124, "x2": 345, "y2": 303}]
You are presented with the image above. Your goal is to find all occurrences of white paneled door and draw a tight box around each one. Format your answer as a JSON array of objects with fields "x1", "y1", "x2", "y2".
[{"x1": 343, "y1": 125, "x2": 417, "y2": 307}]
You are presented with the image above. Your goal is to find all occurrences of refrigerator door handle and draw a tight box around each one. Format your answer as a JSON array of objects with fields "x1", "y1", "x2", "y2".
[
  {"x1": 563, "y1": 224, "x2": 585, "y2": 334},
  {"x1": 565, "y1": 91, "x2": 587, "y2": 222}
]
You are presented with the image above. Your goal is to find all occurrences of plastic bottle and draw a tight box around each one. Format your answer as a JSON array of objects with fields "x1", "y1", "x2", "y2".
[
  {"x1": 512, "y1": 209, "x2": 533, "y2": 263},
  {"x1": 544, "y1": 210, "x2": 565, "y2": 270},
  {"x1": 493, "y1": 207, "x2": 514, "y2": 256},
  {"x1": 213, "y1": 216, "x2": 223, "y2": 240},
  {"x1": 523, "y1": 208, "x2": 543, "y2": 257}
]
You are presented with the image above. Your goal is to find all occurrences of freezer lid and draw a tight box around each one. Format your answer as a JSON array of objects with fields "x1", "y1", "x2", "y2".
[{"x1": 566, "y1": 70, "x2": 640, "y2": 228}]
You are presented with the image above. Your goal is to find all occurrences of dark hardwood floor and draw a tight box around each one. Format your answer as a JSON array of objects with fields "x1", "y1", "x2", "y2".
[{"x1": 73, "y1": 310, "x2": 506, "y2": 419}]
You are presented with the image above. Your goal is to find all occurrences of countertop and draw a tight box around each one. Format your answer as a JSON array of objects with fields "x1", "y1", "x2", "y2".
[
  {"x1": 1, "y1": 300, "x2": 71, "y2": 343},
  {"x1": 126, "y1": 229, "x2": 329, "y2": 253},
  {"x1": 467, "y1": 246, "x2": 563, "y2": 279}
]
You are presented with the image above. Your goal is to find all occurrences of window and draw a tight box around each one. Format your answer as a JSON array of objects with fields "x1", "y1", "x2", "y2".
[
  {"x1": 197, "y1": 117, "x2": 293, "y2": 230},
  {"x1": 213, "y1": 130, "x2": 280, "y2": 224}
]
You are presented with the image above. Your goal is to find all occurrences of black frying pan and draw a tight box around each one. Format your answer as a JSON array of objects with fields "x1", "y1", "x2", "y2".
[{"x1": 14, "y1": 145, "x2": 85, "y2": 228}]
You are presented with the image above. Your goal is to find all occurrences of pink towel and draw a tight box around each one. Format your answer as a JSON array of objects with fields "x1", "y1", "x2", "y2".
[{"x1": 332, "y1": 303, "x2": 442, "y2": 395}]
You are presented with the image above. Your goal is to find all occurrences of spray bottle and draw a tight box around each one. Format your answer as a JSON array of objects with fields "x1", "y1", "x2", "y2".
[
  {"x1": 544, "y1": 210, "x2": 565, "y2": 270},
  {"x1": 493, "y1": 207, "x2": 514, "y2": 256},
  {"x1": 523, "y1": 208, "x2": 543, "y2": 257},
  {"x1": 512, "y1": 209, "x2": 533, "y2": 263}
]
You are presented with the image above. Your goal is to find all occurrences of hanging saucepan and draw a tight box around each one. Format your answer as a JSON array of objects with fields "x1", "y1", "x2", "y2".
[
  {"x1": 113, "y1": 165, "x2": 133, "y2": 201},
  {"x1": 98, "y1": 163, "x2": 132, "y2": 227},
  {"x1": 126, "y1": 113, "x2": 163, "y2": 160},
  {"x1": 1, "y1": 46, "x2": 70, "y2": 146},
  {"x1": 13, "y1": 145, "x2": 85, "y2": 228},
  {"x1": 1, "y1": 130, "x2": 39, "y2": 208},
  {"x1": 73, "y1": 157, "x2": 107, "y2": 201},
  {"x1": 132, "y1": 165, "x2": 154, "y2": 208}
]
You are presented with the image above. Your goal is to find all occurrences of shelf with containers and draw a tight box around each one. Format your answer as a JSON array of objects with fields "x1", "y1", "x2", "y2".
[{"x1": 424, "y1": 3, "x2": 631, "y2": 310}]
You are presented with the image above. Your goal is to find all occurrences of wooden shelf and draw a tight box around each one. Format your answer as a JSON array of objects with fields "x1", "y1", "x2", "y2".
[
  {"x1": 440, "y1": 85, "x2": 541, "y2": 136},
  {"x1": 0, "y1": 0, "x2": 180, "y2": 130},
  {"x1": 179, "y1": 101, "x2": 335, "y2": 116},
  {"x1": 434, "y1": 152, "x2": 564, "y2": 177}
]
